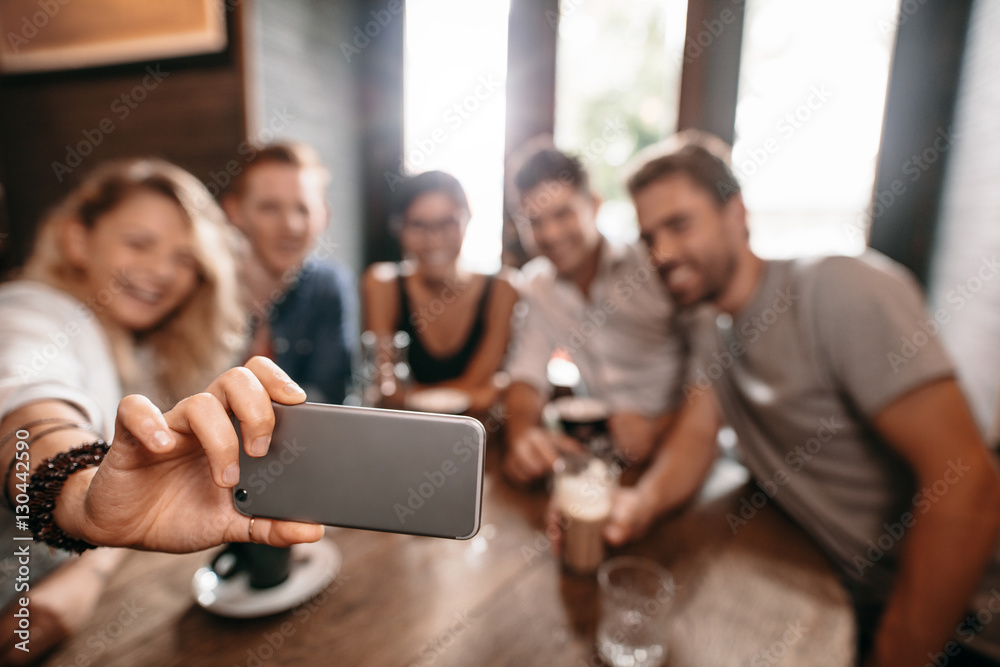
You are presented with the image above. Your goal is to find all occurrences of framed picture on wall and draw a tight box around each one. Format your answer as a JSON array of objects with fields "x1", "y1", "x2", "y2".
[{"x1": 0, "y1": 0, "x2": 227, "y2": 74}]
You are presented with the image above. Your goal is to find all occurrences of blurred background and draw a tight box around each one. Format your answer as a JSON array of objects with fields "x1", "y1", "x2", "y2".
[{"x1": 0, "y1": 0, "x2": 997, "y2": 437}]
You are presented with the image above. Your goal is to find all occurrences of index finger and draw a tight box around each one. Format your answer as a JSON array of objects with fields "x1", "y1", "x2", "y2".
[
  {"x1": 202, "y1": 358, "x2": 305, "y2": 458},
  {"x1": 243, "y1": 356, "x2": 308, "y2": 405}
]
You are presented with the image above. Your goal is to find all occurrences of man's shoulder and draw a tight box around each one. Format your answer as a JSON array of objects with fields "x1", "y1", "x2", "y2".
[
  {"x1": 789, "y1": 251, "x2": 921, "y2": 301},
  {"x1": 783, "y1": 252, "x2": 930, "y2": 350},
  {"x1": 280, "y1": 260, "x2": 355, "y2": 311},
  {"x1": 299, "y1": 259, "x2": 355, "y2": 291}
]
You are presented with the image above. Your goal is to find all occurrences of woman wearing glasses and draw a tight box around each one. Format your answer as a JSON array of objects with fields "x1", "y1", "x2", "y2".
[{"x1": 362, "y1": 171, "x2": 518, "y2": 413}]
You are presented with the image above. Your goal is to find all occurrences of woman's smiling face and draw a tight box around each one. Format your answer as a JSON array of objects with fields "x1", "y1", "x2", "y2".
[{"x1": 68, "y1": 189, "x2": 201, "y2": 332}]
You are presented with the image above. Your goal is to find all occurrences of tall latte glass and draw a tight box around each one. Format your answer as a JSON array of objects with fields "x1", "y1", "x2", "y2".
[{"x1": 553, "y1": 452, "x2": 618, "y2": 574}]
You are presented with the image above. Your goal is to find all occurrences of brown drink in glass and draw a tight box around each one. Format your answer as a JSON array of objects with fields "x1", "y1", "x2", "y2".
[
  {"x1": 554, "y1": 453, "x2": 617, "y2": 574},
  {"x1": 552, "y1": 396, "x2": 612, "y2": 458}
]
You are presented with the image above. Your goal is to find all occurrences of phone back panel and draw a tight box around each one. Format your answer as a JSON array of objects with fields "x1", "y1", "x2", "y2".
[{"x1": 233, "y1": 402, "x2": 486, "y2": 539}]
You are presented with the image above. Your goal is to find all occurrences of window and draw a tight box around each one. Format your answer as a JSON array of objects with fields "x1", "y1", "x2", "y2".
[
  {"x1": 403, "y1": 0, "x2": 511, "y2": 272},
  {"x1": 733, "y1": 0, "x2": 901, "y2": 257},
  {"x1": 555, "y1": 0, "x2": 688, "y2": 245}
]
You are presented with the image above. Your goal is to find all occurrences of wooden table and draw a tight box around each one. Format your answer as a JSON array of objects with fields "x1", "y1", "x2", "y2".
[{"x1": 43, "y1": 452, "x2": 855, "y2": 666}]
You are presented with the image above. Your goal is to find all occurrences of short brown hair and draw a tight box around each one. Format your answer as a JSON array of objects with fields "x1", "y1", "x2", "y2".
[
  {"x1": 228, "y1": 141, "x2": 330, "y2": 197},
  {"x1": 625, "y1": 130, "x2": 739, "y2": 206},
  {"x1": 513, "y1": 146, "x2": 590, "y2": 197}
]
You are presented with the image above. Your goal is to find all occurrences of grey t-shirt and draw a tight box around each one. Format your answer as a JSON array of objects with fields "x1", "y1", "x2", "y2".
[{"x1": 690, "y1": 252, "x2": 1000, "y2": 656}]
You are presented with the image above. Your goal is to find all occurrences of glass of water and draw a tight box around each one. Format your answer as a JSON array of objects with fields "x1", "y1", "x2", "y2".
[
  {"x1": 359, "y1": 330, "x2": 411, "y2": 407},
  {"x1": 597, "y1": 556, "x2": 674, "y2": 667}
]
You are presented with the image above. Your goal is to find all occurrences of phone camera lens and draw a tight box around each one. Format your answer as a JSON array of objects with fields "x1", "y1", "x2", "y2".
[{"x1": 235, "y1": 488, "x2": 248, "y2": 502}]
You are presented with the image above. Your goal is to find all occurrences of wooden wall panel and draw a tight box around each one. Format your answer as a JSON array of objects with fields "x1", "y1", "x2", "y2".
[{"x1": 0, "y1": 5, "x2": 248, "y2": 275}]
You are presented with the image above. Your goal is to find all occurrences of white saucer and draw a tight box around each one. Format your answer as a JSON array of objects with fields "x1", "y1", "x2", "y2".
[
  {"x1": 192, "y1": 539, "x2": 342, "y2": 618},
  {"x1": 406, "y1": 387, "x2": 471, "y2": 414}
]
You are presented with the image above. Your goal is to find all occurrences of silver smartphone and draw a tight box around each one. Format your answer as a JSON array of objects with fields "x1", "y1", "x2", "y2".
[{"x1": 231, "y1": 402, "x2": 486, "y2": 540}]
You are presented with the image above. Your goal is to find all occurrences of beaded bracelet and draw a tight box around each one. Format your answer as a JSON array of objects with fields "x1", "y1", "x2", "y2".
[
  {"x1": 26, "y1": 440, "x2": 109, "y2": 554},
  {"x1": 1, "y1": 422, "x2": 102, "y2": 510}
]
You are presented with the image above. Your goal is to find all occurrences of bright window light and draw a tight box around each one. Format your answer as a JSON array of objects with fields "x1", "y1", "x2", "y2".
[
  {"x1": 734, "y1": 0, "x2": 901, "y2": 258},
  {"x1": 555, "y1": 0, "x2": 688, "y2": 245},
  {"x1": 403, "y1": 0, "x2": 511, "y2": 273}
]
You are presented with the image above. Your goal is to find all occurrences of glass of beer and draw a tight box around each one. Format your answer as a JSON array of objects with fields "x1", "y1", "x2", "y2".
[
  {"x1": 551, "y1": 396, "x2": 612, "y2": 459},
  {"x1": 553, "y1": 451, "x2": 618, "y2": 575}
]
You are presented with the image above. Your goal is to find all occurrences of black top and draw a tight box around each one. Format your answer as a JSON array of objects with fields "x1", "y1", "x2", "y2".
[{"x1": 396, "y1": 273, "x2": 495, "y2": 384}]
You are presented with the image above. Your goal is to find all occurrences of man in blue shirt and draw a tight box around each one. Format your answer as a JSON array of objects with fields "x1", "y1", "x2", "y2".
[{"x1": 223, "y1": 141, "x2": 357, "y2": 404}]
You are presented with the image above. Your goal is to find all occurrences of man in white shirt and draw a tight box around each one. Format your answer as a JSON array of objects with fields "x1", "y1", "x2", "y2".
[{"x1": 503, "y1": 147, "x2": 687, "y2": 484}]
